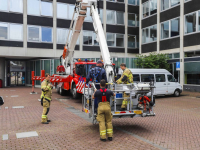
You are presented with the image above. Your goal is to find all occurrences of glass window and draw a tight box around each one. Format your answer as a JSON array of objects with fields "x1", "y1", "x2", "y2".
[
  {"x1": 185, "y1": 12, "x2": 196, "y2": 34},
  {"x1": 41, "y1": 1, "x2": 52, "y2": 17},
  {"x1": 173, "y1": 53, "x2": 180, "y2": 58},
  {"x1": 107, "y1": 10, "x2": 115, "y2": 24},
  {"x1": 141, "y1": 74, "x2": 154, "y2": 82},
  {"x1": 161, "y1": 0, "x2": 169, "y2": 11},
  {"x1": 143, "y1": 2, "x2": 149, "y2": 18},
  {"x1": 44, "y1": 60, "x2": 50, "y2": 74},
  {"x1": 28, "y1": 26, "x2": 40, "y2": 42},
  {"x1": 10, "y1": 0, "x2": 23, "y2": 13},
  {"x1": 85, "y1": 7, "x2": 92, "y2": 22},
  {"x1": 116, "y1": 34, "x2": 124, "y2": 47},
  {"x1": 128, "y1": 35, "x2": 136, "y2": 48},
  {"x1": 27, "y1": 0, "x2": 40, "y2": 16},
  {"x1": 142, "y1": 28, "x2": 149, "y2": 43},
  {"x1": 128, "y1": 13, "x2": 136, "y2": 26},
  {"x1": 155, "y1": 74, "x2": 166, "y2": 82},
  {"x1": 171, "y1": 18, "x2": 179, "y2": 37},
  {"x1": 0, "y1": 23, "x2": 8, "y2": 40},
  {"x1": 0, "y1": 0, "x2": 8, "y2": 11},
  {"x1": 161, "y1": 21, "x2": 169, "y2": 39},
  {"x1": 83, "y1": 31, "x2": 93, "y2": 45},
  {"x1": 99, "y1": 9, "x2": 103, "y2": 23},
  {"x1": 171, "y1": 0, "x2": 180, "y2": 7},
  {"x1": 167, "y1": 74, "x2": 176, "y2": 82},
  {"x1": 68, "y1": 5, "x2": 75, "y2": 19},
  {"x1": 136, "y1": 35, "x2": 139, "y2": 48},
  {"x1": 10, "y1": 24, "x2": 23, "y2": 40},
  {"x1": 93, "y1": 32, "x2": 99, "y2": 45},
  {"x1": 107, "y1": 33, "x2": 115, "y2": 46},
  {"x1": 199, "y1": 11, "x2": 200, "y2": 31},
  {"x1": 133, "y1": 74, "x2": 140, "y2": 82},
  {"x1": 150, "y1": 0, "x2": 157, "y2": 15},
  {"x1": 128, "y1": 0, "x2": 136, "y2": 5},
  {"x1": 41, "y1": 27, "x2": 52, "y2": 42},
  {"x1": 57, "y1": 28, "x2": 68, "y2": 44},
  {"x1": 116, "y1": 11, "x2": 124, "y2": 25},
  {"x1": 149, "y1": 25, "x2": 157, "y2": 42},
  {"x1": 57, "y1": 3, "x2": 67, "y2": 19}
]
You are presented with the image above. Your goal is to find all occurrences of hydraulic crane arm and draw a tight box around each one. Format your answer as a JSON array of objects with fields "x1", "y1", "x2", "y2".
[{"x1": 62, "y1": 0, "x2": 114, "y2": 83}]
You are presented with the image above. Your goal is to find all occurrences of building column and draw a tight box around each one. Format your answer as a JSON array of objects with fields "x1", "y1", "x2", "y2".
[
  {"x1": 103, "y1": 0, "x2": 106, "y2": 35},
  {"x1": 53, "y1": 0, "x2": 57, "y2": 57},
  {"x1": 23, "y1": 0, "x2": 27, "y2": 54},
  {"x1": 124, "y1": 0, "x2": 128, "y2": 56},
  {"x1": 0, "y1": 58, "x2": 5, "y2": 87},
  {"x1": 157, "y1": 0, "x2": 160, "y2": 53},
  {"x1": 180, "y1": 0, "x2": 184, "y2": 87},
  {"x1": 139, "y1": 0, "x2": 142, "y2": 54}
]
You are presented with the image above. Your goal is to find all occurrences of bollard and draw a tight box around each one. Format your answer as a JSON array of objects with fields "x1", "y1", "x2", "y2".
[{"x1": 30, "y1": 71, "x2": 37, "y2": 94}]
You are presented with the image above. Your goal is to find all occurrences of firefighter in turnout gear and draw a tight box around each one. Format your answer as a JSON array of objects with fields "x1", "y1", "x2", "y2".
[
  {"x1": 92, "y1": 79, "x2": 115, "y2": 142},
  {"x1": 116, "y1": 63, "x2": 133, "y2": 111},
  {"x1": 41, "y1": 73, "x2": 53, "y2": 124}
]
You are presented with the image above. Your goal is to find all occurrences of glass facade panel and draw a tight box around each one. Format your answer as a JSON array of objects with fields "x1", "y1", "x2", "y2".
[
  {"x1": 85, "y1": 7, "x2": 92, "y2": 22},
  {"x1": 0, "y1": 0, "x2": 8, "y2": 11},
  {"x1": 107, "y1": 10, "x2": 115, "y2": 24},
  {"x1": 128, "y1": 13, "x2": 136, "y2": 26},
  {"x1": 41, "y1": 27, "x2": 52, "y2": 42},
  {"x1": 150, "y1": 0, "x2": 157, "y2": 15},
  {"x1": 116, "y1": 11, "x2": 124, "y2": 25},
  {"x1": 171, "y1": 18, "x2": 179, "y2": 37},
  {"x1": 128, "y1": 35, "x2": 136, "y2": 48},
  {"x1": 0, "y1": 23, "x2": 8, "y2": 40},
  {"x1": 107, "y1": 33, "x2": 115, "y2": 46},
  {"x1": 185, "y1": 62, "x2": 200, "y2": 84},
  {"x1": 68, "y1": 5, "x2": 75, "y2": 19},
  {"x1": 161, "y1": 21, "x2": 169, "y2": 39},
  {"x1": 57, "y1": 28, "x2": 68, "y2": 44},
  {"x1": 143, "y1": 2, "x2": 149, "y2": 18},
  {"x1": 171, "y1": 0, "x2": 180, "y2": 7},
  {"x1": 10, "y1": 0, "x2": 23, "y2": 13},
  {"x1": 27, "y1": 0, "x2": 40, "y2": 15},
  {"x1": 93, "y1": 32, "x2": 99, "y2": 45},
  {"x1": 28, "y1": 26, "x2": 40, "y2": 42},
  {"x1": 116, "y1": 34, "x2": 124, "y2": 47},
  {"x1": 57, "y1": 3, "x2": 67, "y2": 19},
  {"x1": 128, "y1": 0, "x2": 136, "y2": 5},
  {"x1": 149, "y1": 25, "x2": 157, "y2": 42},
  {"x1": 41, "y1": 1, "x2": 52, "y2": 17},
  {"x1": 161, "y1": 0, "x2": 169, "y2": 11},
  {"x1": 10, "y1": 24, "x2": 23, "y2": 40},
  {"x1": 185, "y1": 12, "x2": 196, "y2": 34},
  {"x1": 44, "y1": 60, "x2": 50, "y2": 75},
  {"x1": 83, "y1": 31, "x2": 93, "y2": 45}
]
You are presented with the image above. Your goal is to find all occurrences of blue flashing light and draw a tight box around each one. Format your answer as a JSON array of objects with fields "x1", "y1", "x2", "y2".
[{"x1": 85, "y1": 59, "x2": 87, "y2": 62}]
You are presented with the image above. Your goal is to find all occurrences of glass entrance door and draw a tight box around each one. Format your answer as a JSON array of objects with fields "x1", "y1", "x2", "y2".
[{"x1": 10, "y1": 72, "x2": 25, "y2": 86}]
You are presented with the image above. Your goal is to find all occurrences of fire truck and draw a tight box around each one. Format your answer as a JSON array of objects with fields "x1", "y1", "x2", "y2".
[{"x1": 32, "y1": 0, "x2": 156, "y2": 122}]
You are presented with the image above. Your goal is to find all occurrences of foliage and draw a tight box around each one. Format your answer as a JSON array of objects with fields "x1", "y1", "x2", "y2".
[{"x1": 135, "y1": 53, "x2": 171, "y2": 71}]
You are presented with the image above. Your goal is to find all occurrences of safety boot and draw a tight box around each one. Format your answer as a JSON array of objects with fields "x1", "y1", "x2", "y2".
[
  {"x1": 47, "y1": 120, "x2": 51, "y2": 122},
  {"x1": 100, "y1": 138, "x2": 106, "y2": 142},
  {"x1": 42, "y1": 122, "x2": 49, "y2": 124},
  {"x1": 108, "y1": 137, "x2": 112, "y2": 141}
]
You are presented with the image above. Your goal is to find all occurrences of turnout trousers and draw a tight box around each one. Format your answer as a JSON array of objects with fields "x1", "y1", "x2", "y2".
[
  {"x1": 121, "y1": 92, "x2": 129, "y2": 109},
  {"x1": 96, "y1": 102, "x2": 113, "y2": 139},
  {"x1": 41, "y1": 99, "x2": 50, "y2": 123}
]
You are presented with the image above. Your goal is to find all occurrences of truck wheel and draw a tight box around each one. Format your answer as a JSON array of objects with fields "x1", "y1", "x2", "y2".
[
  {"x1": 56, "y1": 85, "x2": 59, "y2": 94},
  {"x1": 72, "y1": 84, "x2": 80, "y2": 99},
  {"x1": 59, "y1": 87, "x2": 65, "y2": 96},
  {"x1": 174, "y1": 90, "x2": 180, "y2": 97}
]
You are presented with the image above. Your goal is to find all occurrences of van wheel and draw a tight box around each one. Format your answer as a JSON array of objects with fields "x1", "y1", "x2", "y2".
[
  {"x1": 174, "y1": 90, "x2": 180, "y2": 97},
  {"x1": 72, "y1": 84, "x2": 81, "y2": 99}
]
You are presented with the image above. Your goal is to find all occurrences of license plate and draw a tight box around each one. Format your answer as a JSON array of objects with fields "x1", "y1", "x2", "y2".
[{"x1": 134, "y1": 110, "x2": 142, "y2": 115}]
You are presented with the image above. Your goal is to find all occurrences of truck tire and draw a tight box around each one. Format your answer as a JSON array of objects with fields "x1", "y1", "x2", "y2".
[
  {"x1": 72, "y1": 84, "x2": 81, "y2": 99},
  {"x1": 174, "y1": 89, "x2": 180, "y2": 97},
  {"x1": 59, "y1": 87, "x2": 65, "y2": 96}
]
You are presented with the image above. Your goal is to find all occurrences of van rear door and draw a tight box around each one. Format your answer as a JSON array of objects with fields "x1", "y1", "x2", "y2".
[{"x1": 155, "y1": 74, "x2": 168, "y2": 95}]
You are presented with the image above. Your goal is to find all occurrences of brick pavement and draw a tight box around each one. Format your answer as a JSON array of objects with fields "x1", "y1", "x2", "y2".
[{"x1": 0, "y1": 87, "x2": 200, "y2": 150}]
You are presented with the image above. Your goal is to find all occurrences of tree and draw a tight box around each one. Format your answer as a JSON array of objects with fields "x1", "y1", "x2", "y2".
[{"x1": 136, "y1": 53, "x2": 171, "y2": 71}]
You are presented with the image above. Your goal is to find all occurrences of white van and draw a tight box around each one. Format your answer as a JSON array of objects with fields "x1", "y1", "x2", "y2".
[{"x1": 117, "y1": 69, "x2": 182, "y2": 97}]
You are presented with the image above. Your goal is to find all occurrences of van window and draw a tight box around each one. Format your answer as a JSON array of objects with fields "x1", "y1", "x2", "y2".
[
  {"x1": 141, "y1": 74, "x2": 154, "y2": 82},
  {"x1": 155, "y1": 74, "x2": 165, "y2": 82},
  {"x1": 167, "y1": 75, "x2": 176, "y2": 82},
  {"x1": 133, "y1": 74, "x2": 140, "y2": 82}
]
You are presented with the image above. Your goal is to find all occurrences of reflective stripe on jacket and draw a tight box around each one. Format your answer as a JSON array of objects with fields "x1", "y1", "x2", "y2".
[{"x1": 41, "y1": 79, "x2": 52, "y2": 101}]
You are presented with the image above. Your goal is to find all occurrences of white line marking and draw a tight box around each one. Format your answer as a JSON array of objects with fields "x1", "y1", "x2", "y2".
[
  {"x1": 5, "y1": 107, "x2": 8, "y2": 109},
  {"x1": 16, "y1": 131, "x2": 38, "y2": 139},
  {"x1": 12, "y1": 106, "x2": 24, "y2": 109},
  {"x1": 2, "y1": 134, "x2": 8, "y2": 140},
  {"x1": 38, "y1": 99, "x2": 41, "y2": 102},
  {"x1": 11, "y1": 95, "x2": 18, "y2": 97}
]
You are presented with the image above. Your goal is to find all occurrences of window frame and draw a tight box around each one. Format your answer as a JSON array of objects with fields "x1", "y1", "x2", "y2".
[
  {"x1": 27, "y1": 25, "x2": 53, "y2": 43},
  {"x1": 0, "y1": 0, "x2": 23, "y2": 13},
  {"x1": 128, "y1": 13, "x2": 139, "y2": 27},
  {"x1": 160, "y1": 16, "x2": 180, "y2": 40},
  {"x1": 127, "y1": 34, "x2": 138, "y2": 48},
  {"x1": 184, "y1": 11, "x2": 199, "y2": 35},
  {"x1": 82, "y1": 30, "x2": 98, "y2": 46},
  {"x1": 27, "y1": 0, "x2": 53, "y2": 17},
  {"x1": 160, "y1": 0, "x2": 180, "y2": 12},
  {"x1": 0, "y1": 22, "x2": 23, "y2": 41},
  {"x1": 142, "y1": 24, "x2": 157, "y2": 44},
  {"x1": 106, "y1": 32, "x2": 124, "y2": 47}
]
